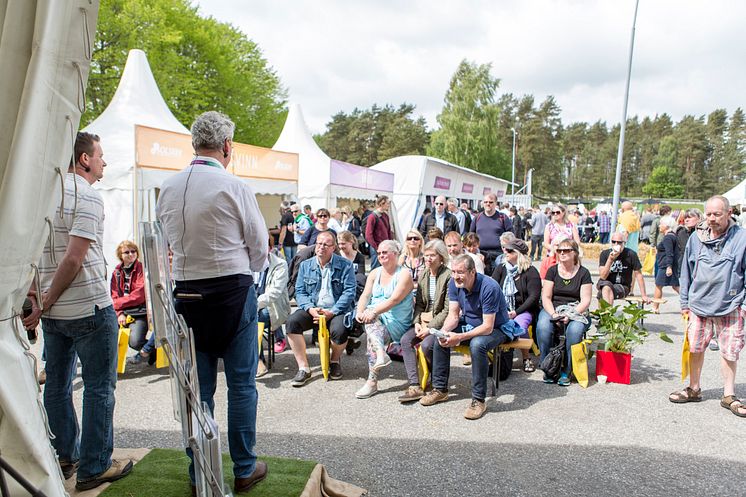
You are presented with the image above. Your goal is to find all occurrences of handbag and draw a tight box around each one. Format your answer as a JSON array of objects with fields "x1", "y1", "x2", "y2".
[{"x1": 540, "y1": 335, "x2": 565, "y2": 381}]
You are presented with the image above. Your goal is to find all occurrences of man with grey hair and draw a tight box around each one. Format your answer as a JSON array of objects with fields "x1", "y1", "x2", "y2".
[
  {"x1": 670, "y1": 195, "x2": 746, "y2": 418},
  {"x1": 157, "y1": 111, "x2": 269, "y2": 493},
  {"x1": 419, "y1": 195, "x2": 459, "y2": 237},
  {"x1": 447, "y1": 197, "x2": 467, "y2": 234}
]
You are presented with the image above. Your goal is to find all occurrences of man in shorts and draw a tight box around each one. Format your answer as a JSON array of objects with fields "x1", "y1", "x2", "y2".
[
  {"x1": 669, "y1": 195, "x2": 746, "y2": 418},
  {"x1": 597, "y1": 232, "x2": 649, "y2": 305}
]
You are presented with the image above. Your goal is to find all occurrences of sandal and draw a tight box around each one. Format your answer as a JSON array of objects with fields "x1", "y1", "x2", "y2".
[
  {"x1": 523, "y1": 358, "x2": 535, "y2": 373},
  {"x1": 721, "y1": 395, "x2": 746, "y2": 418},
  {"x1": 668, "y1": 387, "x2": 702, "y2": 403}
]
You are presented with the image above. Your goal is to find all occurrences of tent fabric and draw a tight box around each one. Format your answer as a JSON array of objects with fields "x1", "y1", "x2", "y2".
[
  {"x1": 0, "y1": 1, "x2": 99, "y2": 496},
  {"x1": 371, "y1": 156, "x2": 512, "y2": 241},
  {"x1": 83, "y1": 49, "x2": 190, "y2": 271},
  {"x1": 723, "y1": 178, "x2": 746, "y2": 206}
]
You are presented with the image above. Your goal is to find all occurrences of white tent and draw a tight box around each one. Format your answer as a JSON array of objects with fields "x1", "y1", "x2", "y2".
[
  {"x1": 273, "y1": 104, "x2": 393, "y2": 210},
  {"x1": 371, "y1": 155, "x2": 512, "y2": 240},
  {"x1": 0, "y1": 1, "x2": 99, "y2": 495},
  {"x1": 83, "y1": 49, "x2": 190, "y2": 272},
  {"x1": 723, "y1": 178, "x2": 746, "y2": 206}
]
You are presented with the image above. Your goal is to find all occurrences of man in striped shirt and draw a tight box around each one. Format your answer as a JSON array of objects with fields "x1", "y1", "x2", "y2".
[{"x1": 23, "y1": 132, "x2": 132, "y2": 490}]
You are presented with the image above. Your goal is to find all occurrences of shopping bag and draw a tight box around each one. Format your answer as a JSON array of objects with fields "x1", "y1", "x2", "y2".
[
  {"x1": 641, "y1": 248, "x2": 655, "y2": 276},
  {"x1": 318, "y1": 315, "x2": 330, "y2": 380},
  {"x1": 571, "y1": 339, "x2": 592, "y2": 388},
  {"x1": 681, "y1": 315, "x2": 690, "y2": 381},
  {"x1": 117, "y1": 326, "x2": 130, "y2": 374}
]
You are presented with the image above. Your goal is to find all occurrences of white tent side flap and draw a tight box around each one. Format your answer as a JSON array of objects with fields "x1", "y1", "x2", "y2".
[{"x1": 723, "y1": 178, "x2": 746, "y2": 206}]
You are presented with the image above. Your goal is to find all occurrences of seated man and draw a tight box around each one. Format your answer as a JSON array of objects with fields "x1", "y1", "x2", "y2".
[
  {"x1": 286, "y1": 231, "x2": 356, "y2": 386},
  {"x1": 420, "y1": 254, "x2": 510, "y2": 420},
  {"x1": 597, "y1": 232, "x2": 650, "y2": 305},
  {"x1": 444, "y1": 231, "x2": 485, "y2": 274}
]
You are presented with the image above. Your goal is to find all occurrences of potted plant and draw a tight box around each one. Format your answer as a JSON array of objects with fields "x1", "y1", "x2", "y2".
[{"x1": 590, "y1": 300, "x2": 672, "y2": 384}]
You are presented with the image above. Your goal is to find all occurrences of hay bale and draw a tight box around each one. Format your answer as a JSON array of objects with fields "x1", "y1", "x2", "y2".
[{"x1": 580, "y1": 241, "x2": 652, "y2": 263}]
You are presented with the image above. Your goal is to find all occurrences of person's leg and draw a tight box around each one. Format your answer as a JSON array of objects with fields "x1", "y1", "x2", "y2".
[
  {"x1": 536, "y1": 309, "x2": 554, "y2": 363},
  {"x1": 141, "y1": 333, "x2": 156, "y2": 356},
  {"x1": 72, "y1": 306, "x2": 118, "y2": 479},
  {"x1": 652, "y1": 286, "x2": 663, "y2": 312},
  {"x1": 284, "y1": 245, "x2": 296, "y2": 265},
  {"x1": 127, "y1": 317, "x2": 148, "y2": 351},
  {"x1": 42, "y1": 318, "x2": 80, "y2": 466},
  {"x1": 187, "y1": 349, "x2": 219, "y2": 484},
  {"x1": 328, "y1": 314, "x2": 349, "y2": 363},
  {"x1": 285, "y1": 309, "x2": 314, "y2": 369},
  {"x1": 400, "y1": 327, "x2": 420, "y2": 385},
  {"x1": 563, "y1": 320, "x2": 587, "y2": 375},
  {"x1": 469, "y1": 330, "x2": 505, "y2": 400},
  {"x1": 430, "y1": 340, "x2": 451, "y2": 391},
  {"x1": 420, "y1": 335, "x2": 436, "y2": 366},
  {"x1": 257, "y1": 308, "x2": 271, "y2": 363},
  {"x1": 369, "y1": 245, "x2": 380, "y2": 269},
  {"x1": 221, "y1": 286, "x2": 259, "y2": 479},
  {"x1": 601, "y1": 285, "x2": 615, "y2": 306},
  {"x1": 364, "y1": 321, "x2": 389, "y2": 373},
  {"x1": 513, "y1": 313, "x2": 533, "y2": 363}
]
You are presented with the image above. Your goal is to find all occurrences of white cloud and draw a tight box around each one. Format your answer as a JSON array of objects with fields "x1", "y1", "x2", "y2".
[{"x1": 197, "y1": 0, "x2": 746, "y2": 134}]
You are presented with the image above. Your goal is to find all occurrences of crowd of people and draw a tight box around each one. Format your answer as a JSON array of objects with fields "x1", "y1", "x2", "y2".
[{"x1": 22, "y1": 111, "x2": 746, "y2": 493}]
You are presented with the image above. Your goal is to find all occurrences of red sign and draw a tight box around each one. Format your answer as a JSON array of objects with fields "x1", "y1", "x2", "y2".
[
  {"x1": 461, "y1": 183, "x2": 473, "y2": 193},
  {"x1": 434, "y1": 176, "x2": 451, "y2": 190}
]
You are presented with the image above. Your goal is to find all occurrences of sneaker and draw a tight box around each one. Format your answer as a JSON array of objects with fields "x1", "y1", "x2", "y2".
[
  {"x1": 372, "y1": 351, "x2": 392, "y2": 372},
  {"x1": 274, "y1": 339, "x2": 287, "y2": 354},
  {"x1": 345, "y1": 338, "x2": 362, "y2": 355},
  {"x1": 709, "y1": 340, "x2": 720, "y2": 351},
  {"x1": 60, "y1": 460, "x2": 79, "y2": 480},
  {"x1": 464, "y1": 399, "x2": 487, "y2": 420},
  {"x1": 75, "y1": 459, "x2": 133, "y2": 491},
  {"x1": 462, "y1": 353, "x2": 472, "y2": 366},
  {"x1": 542, "y1": 373, "x2": 555, "y2": 384},
  {"x1": 329, "y1": 362, "x2": 343, "y2": 380},
  {"x1": 256, "y1": 360, "x2": 268, "y2": 378},
  {"x1": 126, "y1": 353, "x2": 144, "y2": 365},
  {"x1": 558, "y1": 373, "x2": 571, "y2": 387},
  {"x1": 419, "y1": 389, "x2": 449, "y2": 406},
  {"x1": 523, "y1": 358, "x2": 535, "y2": 372},
  {"x1": 290, "y1": 369, "x2": 311, "y2": 387},
  {"x1": 355, "y1": 381, "x2": 378, "y2": 399},
  {"x1": 398, "y1": 385, "x2": 425, "y2": 403}
]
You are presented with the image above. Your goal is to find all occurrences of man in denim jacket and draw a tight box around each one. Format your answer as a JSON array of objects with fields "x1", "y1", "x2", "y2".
[{"x1": 286, "y1": 231, "x2": 356, "y2": 386}]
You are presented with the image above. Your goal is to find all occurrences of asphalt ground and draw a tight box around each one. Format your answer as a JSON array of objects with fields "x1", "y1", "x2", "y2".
[{"x1": 33, "y1": 261, "x2": 746, "y2": 496}]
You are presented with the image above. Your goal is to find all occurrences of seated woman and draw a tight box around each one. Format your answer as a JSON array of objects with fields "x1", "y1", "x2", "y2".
[
  {"x1": 111, "y1": 241, "x2": 153, "y2": 365},
  {"x1": 399, "y1": 240, "x2": 451, "y2": 402},
  {"x1": 536, "y1": 239, "x2": 593, "y2": 386},
  {"x1": 491, "y1": 238, "x2": 541, "y2": 372},
  {"x1": 337, "y1": 230, "x2": 366, "y2": 287},
  {"x1": 355, "y1": 240, "x2": 414, "y2": 399},
  {"x1": 399, "y1": 229, "x2": 425, "y2": 293},
  {"x1": 256, "y1": 236, "x2": 291, "y2": 377},
  {"x1": 298, "y1": 208, "x2": 337, "y2": 249}
]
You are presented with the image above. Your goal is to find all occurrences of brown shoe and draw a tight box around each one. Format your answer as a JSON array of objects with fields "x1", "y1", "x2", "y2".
[
  {"x1": 234, "y1": 461, "x2": 268, "y2": 493},
  {"x1": 256, "y1": 360, "x2": 268, "y2": 378},
  {"x1": 398, "y1": 385, "x2": 425, "y2": 403},
  {"x1": 462, "y1": 353, "x2": 472, "y2": 366},
  {"x1": 464, "y1": 399, "x2": 486, "y2": 420},
  {"x1": 75, "y1": 459, "x2": 133, "y2": 491},
  {"x1": 419, "y1": 389, "x2": 449, "y2": 406}
]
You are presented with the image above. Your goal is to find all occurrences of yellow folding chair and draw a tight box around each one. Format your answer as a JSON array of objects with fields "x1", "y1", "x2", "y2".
[
  {"x1": 116, "y1": 315, "x2": 135, "y2": 374},
  {"x1": 416, "y1": 345, "x2": 430, "y2": 391},
  {"x1": 318, "y1": 315, "x2": 331, "y2": 380}
]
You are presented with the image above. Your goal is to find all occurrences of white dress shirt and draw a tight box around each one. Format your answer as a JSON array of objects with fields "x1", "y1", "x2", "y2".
[{"x1": 156, "y1": 156, "x2": 268, "y2": 281}]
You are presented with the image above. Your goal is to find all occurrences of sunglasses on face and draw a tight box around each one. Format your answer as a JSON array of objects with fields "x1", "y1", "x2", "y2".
[
  {"x1": 503, "y1": 248, "x2": 515, "y2": 254},
  {"x1": 552, "y1": 211, "x2": 562, "y2": 215},
  {"x1": 122, "y1": 250, "x2": 137, "y2": 255},
  {"x1": 377, "y1": 251, "x2": 392, "y2": 256},
  {"x1": 434, "y1": 202, "x2": 444, "y2": 206},
  {"x1": 406, "y1": 236, "x2": 420, "y2": 241},
  {"x1": 611, "y1": 240, "x2": 625, "y2": 245},
  {"x1": 317, "y1": 214, "x2": 329, "y2": 218},
  {"x1": 556, "y1": 248, "x2": 574, "y2": 254}
]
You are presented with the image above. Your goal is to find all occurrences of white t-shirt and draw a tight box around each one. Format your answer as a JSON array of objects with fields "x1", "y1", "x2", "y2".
[{"x1": 40, "y1": 173, "x2": 112, "y2": 320}]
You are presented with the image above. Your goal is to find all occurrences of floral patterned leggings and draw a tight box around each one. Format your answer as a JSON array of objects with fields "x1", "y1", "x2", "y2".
[{"x1": 365, "y1": 320, "x2": 390, "y2": 380}]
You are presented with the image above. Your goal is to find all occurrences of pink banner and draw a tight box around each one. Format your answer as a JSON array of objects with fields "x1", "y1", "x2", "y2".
[
  {"x1": 434, "y1": 176, "x2": 451, "y2": 190},
  {"x1": 483, "y1": 187, "x2": 492, "y2": 195},
  {"x1": 461, "y1": 183, "x2": 473, "y2": 194},
  {"x1": 496, "y1": 189, "x2": 505, "y2": 198},
  {"x1": 330, "y1": 160, "x2": 394, "y2": 191}
]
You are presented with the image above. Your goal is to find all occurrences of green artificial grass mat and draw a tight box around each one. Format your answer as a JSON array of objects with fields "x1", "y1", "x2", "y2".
[{"x1": 99, "y1": 448, "x2": 317, "y2": 497}]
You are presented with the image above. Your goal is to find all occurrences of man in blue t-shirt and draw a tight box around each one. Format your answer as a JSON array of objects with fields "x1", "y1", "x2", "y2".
[{"x1": 420, "y1": 254, "x2": 509, "y2": 420}]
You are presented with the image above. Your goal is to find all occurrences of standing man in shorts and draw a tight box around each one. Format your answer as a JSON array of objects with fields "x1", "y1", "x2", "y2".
[{"x1": 669, "y1": 195, "x2": 746, "y2": 417}]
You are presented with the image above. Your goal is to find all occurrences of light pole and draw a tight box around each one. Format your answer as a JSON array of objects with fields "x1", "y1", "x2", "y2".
[
  {"x1": 510, "y1": 127, "x2": 516, "y2": 206},
  {"x1": 611, "y1": 0, "x2": 640, "y2": 233}
]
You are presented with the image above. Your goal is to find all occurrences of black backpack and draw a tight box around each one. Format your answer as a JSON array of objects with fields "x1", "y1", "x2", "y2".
[{"x1": 540, "y1": 335, "x2": 566, "y2": 381}]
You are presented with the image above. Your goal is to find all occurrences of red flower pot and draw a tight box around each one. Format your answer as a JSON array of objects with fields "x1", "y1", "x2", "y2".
[{"x1": 596, "y1": 350, "x2": 632, "y2": 384}]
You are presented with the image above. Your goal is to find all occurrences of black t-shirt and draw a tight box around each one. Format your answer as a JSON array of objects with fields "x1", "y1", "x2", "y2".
[
  {"x1": 598, "y1": 247, "x2": 641, "y2": 289},
  {"x1": 545, "y1": 265, "x2": 593, "y2": 307},
  {"x1": 280, "y1": 211, "x2": 297, "y2": 247}
]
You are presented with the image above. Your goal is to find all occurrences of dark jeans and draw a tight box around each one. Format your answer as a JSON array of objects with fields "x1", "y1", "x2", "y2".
[
  {"x1": 42, "y1": 305, "x2": 118, "y2": 479},
  {"x1": 598, "y1": 232, "x2": 610, "y2": 244},
  {"x1": 285, "y1": 309, "x2": 349, "y2": 345},
  {"x1": 369, "y1": 245, "x2": 380, "y2": 270},
  {"x1": 536, "y1": 309, "x2": 590, "y2": 375},
  {"x1": 187, "y1": 286, "x2": 258, "y2": 482},
  {"x1": 283, "y1": 245, "x2": 297, "y2": 265},
  {"x1": 432, "y1": 328, "x2": 506, "y2": 401},
  {"x1": 400, "y1": 328, "x2": 435, "y2": 386},
  {"x1": 530, "y1": 235, "x2": 543, "y2": 260},
  {"x1": 127, "y1": 316, "x2": 149, "y2": 351}
]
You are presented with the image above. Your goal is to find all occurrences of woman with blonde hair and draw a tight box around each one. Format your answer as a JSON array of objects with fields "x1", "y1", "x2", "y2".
[
  {"x1": 541, "y1": 203, "x2": 581, "y2": 278},
  {"x1": 399, "y1": 229, "x2": 425, "y2": 289}
]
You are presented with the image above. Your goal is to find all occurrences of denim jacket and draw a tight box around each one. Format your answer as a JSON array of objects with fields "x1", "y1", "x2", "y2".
[{"x1": 296, "y1": 254, "x2": 356, "y2": 316}]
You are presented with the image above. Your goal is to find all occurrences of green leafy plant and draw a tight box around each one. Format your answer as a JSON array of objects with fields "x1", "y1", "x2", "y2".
[{"x1": 590, "y1": 300, "x2": 673, "y2": 353}]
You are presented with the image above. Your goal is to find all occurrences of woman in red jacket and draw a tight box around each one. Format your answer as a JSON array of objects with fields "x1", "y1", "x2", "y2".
[{"x1": 111, "y1": 241, "x2": 153, "y2": 365}]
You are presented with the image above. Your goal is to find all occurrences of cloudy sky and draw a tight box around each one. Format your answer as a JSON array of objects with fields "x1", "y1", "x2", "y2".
[{"x1": 198, "y1": 1, "x2": 745, "y2": 134}]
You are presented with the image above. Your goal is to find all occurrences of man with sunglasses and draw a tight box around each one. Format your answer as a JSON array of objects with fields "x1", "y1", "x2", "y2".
[
  {"x1": 597, "y1": 232, "x2": 649, "y2": 305},
  {"x1": 469, "y1": 193, "x2": 513, "y2": 264},
  {"x1": 419, "y1": 195, "x2": 460, "y2": 237}
]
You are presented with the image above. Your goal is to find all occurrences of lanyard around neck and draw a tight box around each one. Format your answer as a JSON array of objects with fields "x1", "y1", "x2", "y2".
[{"x1": 190, "y1": 157, "x2": 223, "y2": 169}]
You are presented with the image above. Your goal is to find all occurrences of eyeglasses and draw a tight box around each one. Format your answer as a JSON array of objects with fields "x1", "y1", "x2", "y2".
[
  {"x1": 316, "y1": 243, "x2": 334, "y2": 248},
  {"x1": 122, "y1": 250, "x2": 137, "y2": 255},
  {"x1": 483, "y1": 201, "x2": 495, "y2": 204},
  {"x1": 611, "y1": 240, "x2": 625, "y2": 245},
  {"x1": 556, "y1": 248, "x2": 574, "y2": 254},
  {"x1": 406, "y1": 236, "x2": 421, "y2": 241},
  {"x1": 317, "y1": 214, "x2": 329, "y2": 218},
  {"x1": 377, "y1": 251, "x2": 392, "y2": 256},
  {"x1": 503, "y1": 248, "x2": 515, "y2": 254}
]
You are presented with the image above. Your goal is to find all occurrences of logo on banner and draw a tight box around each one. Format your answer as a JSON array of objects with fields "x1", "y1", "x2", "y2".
[
  {"x1": 483, "y1": 187, "x2": 492, "y2": 195},
  {"x1": 434, "y1": 176, "x2": 451, "y2": 189},
  {"x1": 461, "y1": 183, "x2": 473, "y2": 193},
  {"x1": 150, "y1": 142, "x2": 183, "y2": 158}
]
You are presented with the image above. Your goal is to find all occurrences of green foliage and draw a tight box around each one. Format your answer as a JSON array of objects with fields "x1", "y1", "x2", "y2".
[
  {"x1": 317, "y1": 104, "x2": 429, "y2": 166},
  {"x1": 84, "y1": 0, "x2": 287, "y2": 147},
  {"x1": 590, "y1": 300, "x2": 671, "y2": 353},
  {"x1": 643, "y1": 136, "x2": 685, "y2": 197}
]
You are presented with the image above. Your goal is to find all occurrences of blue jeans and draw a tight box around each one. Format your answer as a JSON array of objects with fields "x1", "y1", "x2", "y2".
[
  {"x1": 257, "y1": 308, "x2": 284, "y2": 361},
  {"x1": 432, "y1": 328, "x2": 506, "y2": 401},
  {"x1": 141, "y1": 334, "x2": 156, "y2": 355},
  {"x1": 536, "y1": 309, "x2": 590, "y2": 375},
  {"x1": 42, "y1": 305, "x2": 118, "y2": 479},
  {"x1": 598, "y1": 232, "x2": 610, "y2": 244},
  {"x1": 187, "y1": 286, "x2": 258, "y2": 482},
  {"x1": 282, "y1": 245, "x2": 297, "y2": 265},
  {"x1": 369, "y1": 245, "x2": 380, "y2": 270}
]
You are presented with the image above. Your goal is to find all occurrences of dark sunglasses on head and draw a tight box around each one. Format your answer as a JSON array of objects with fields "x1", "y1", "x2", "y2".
[
  {"x1": 556, "y1": 248, "x2": 574, "y2": 254},
  {"x1": 611, "y1": 240, "x2": 625, "y2": 244}
]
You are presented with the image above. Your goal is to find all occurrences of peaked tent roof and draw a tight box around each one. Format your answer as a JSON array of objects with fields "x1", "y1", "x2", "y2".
[
  {"x1": 723, "y1": 178, "x2": 746, "y2": 205},
  {"x1": 84, "y1": 49, "x2": 189, "y2": 190}
]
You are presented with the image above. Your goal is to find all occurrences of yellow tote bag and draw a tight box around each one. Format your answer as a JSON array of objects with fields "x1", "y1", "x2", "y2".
[
  {"x1": 571, "y1": 339, "x2": 592, "y2": 388},
  {"x1": 116, "y1": 326, "x2": 130, "y2": 374},
  {"x1": 681, "y1": 315, "x2": 690, "y2": 381},
  {"x1": 318, "y1": 315, "x2": 330, "y2": 380},
  {"x1": 641, "y1": 248, "x2": 655, "y2": 276}
]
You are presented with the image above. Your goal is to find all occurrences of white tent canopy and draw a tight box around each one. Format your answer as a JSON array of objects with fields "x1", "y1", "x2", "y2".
[
  {"x1": 723, "y1": 178, "x2": 746, "y2": 206},
  {"x1": 273, "y1": 104, "x2": 393, "y2": 210},
  {"x1": 83, "y1": 49, "x2": 190, "y2": 272},
  {"x1": 371, "y1": 155, "x2": 512, "y2": 241}
]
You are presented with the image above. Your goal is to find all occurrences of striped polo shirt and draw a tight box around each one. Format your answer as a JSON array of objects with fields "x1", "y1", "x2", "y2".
[{"x1": 40, "y1": 173, "x2": 112, "y2": 320}]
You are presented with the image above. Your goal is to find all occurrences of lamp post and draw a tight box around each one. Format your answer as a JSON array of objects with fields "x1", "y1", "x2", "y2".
[{"x1": 510, "y1": 127, "x2": 516, "y2": 206}]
